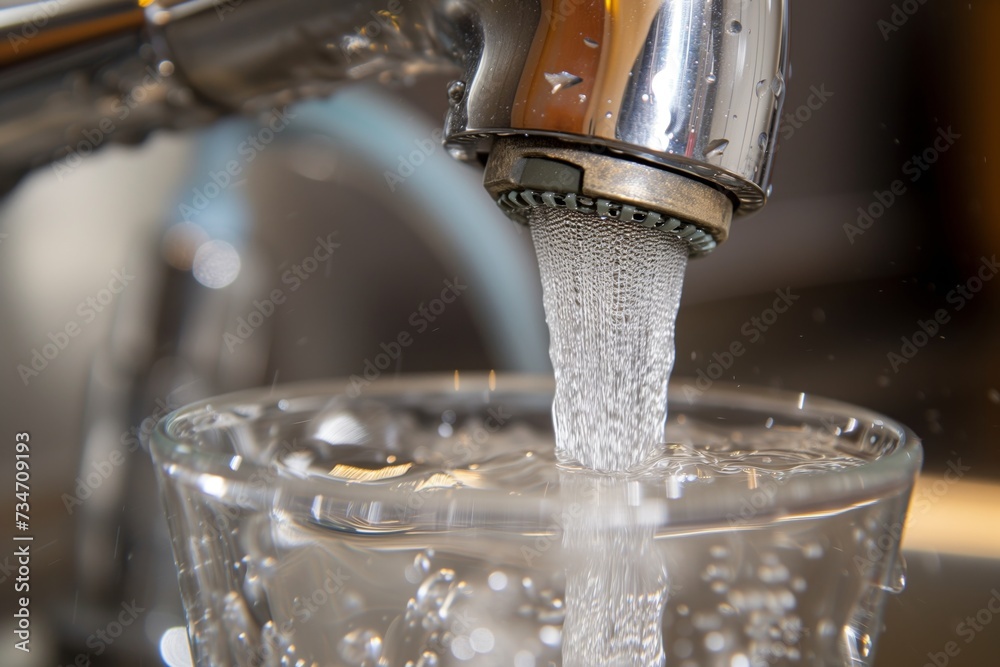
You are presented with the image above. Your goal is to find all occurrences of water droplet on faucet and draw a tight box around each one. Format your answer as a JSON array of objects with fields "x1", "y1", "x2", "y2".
[
  {"x1": 583, "y1": 37, "x2": 599, "y2": 48},
  {"x1": 756, "y1": 79, "x2": 769, "y2": 97},
  {"x1": 544, "y1": 71, "x2": 584, "y2": 94},
  {"x1": 447, "y1": 80, "x2": 466, "y2": 103},
  {"x1": 729, "y1": 20, "x2": 743, "y2": 34},
  {"x1": 706, "y1": 139, "x2": 730, "y2": 158},
  {"x1": 771, "y1": 72, "x2": 785, "y2": 97}
]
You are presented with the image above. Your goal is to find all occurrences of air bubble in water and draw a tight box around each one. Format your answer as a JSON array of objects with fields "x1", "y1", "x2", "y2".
[
  {"x1": 406, "y1": 551, "x2": 434, "y2": 583},
  {"x1": 758, "y1": 563, "x2": 789, "y2": 583},
  {"x1": 338, "y1": 629, "x2": 383, "y2": 666},
  {"x1": 488, "y1": 571, "x2": 508, "y2": 591},
  {"x1": 451, "y1": 636, "x2": 475, "y2": 660},
  {"x1": 415, "y1": 650, "x2": 439, "y2": 667},
  {"x1": 802, "y1": 542, "x2": 824, "y2": 559},
  {"x1": 221, "y1": 591, "x2": 259, "y2": 660},
  {"x1": 469, "y1": 628, "x2": 495, "y2": 653},
  {"x1": 710, "y1": 545, "x2": 729, "y2": 559},
  {"x1": 537, "y1": 589, "x2": 565, "y2": 624},
  {"x1": 415, "y1": 552, "x2": 431, "y2": 574},
  {"x1": 539, "y1": 625, "x2": 561, "y2": 647}
]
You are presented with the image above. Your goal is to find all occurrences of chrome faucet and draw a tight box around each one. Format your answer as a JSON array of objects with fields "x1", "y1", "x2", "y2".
[
  {"x1": 3, "y1": 2, "x2": 788, "y2": 661},
  {"x1": 2, "y1": 0, "x2": 787, "y2": 251}
]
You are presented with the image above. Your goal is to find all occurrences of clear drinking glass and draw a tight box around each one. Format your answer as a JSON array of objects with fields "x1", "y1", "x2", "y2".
[{"x1": 151, "y1": 375, "x2": 921, "y2": 667}]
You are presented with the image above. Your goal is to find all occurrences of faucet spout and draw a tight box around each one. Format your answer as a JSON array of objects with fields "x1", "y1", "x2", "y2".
[{"x1": 1, "y1": 0, "x2": 788, "y2": 249}]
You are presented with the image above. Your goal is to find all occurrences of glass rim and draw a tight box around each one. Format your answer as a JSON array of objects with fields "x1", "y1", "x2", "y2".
[{"x1": 152, "y1": 374, "x2": 923, "y2": 528}]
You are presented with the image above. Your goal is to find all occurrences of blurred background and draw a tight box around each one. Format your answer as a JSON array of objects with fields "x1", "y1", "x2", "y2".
[{"x1": 1, "y1": 0, "x2": 998, "y2": 665}]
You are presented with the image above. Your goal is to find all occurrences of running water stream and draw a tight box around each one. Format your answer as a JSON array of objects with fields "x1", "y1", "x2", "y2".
[
  {"x1": 528, "y1": 208, "x2": 689, "y2": 471},
  {"x1": 529, "y1": 208, "x2": 689, "y2": 666}
]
